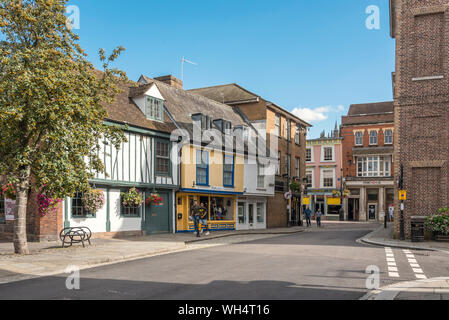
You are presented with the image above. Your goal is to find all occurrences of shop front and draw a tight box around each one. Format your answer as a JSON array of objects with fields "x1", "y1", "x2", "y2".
[
  {"x1": 304, "y1": 189, "x2": 342, "y2": 221},
  {"x1": 176, "y1": 192, "x2": 238, "y2": 233},
  {"x1": 344, "y1": 179, "x2": 395, "y2": 221}
]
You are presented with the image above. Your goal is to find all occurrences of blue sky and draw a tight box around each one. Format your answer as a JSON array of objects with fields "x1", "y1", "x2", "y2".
[{"x1": 69, "y1": 0, "x2": 394, "y2": 138}]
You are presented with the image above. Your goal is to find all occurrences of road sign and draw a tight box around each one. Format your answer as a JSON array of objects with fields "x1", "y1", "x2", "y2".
[{"x1": 399, "y1": 190, "x2": 407, "y2": 201}]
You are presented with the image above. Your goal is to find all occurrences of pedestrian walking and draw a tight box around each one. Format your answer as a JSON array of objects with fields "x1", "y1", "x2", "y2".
[
  {"x1": 199, "y1": 203, "x2": 210, "y2": 236},
  {"x1": 389, "y1": 205, "x2": 394, "y2": 222},
  {"x1": 315, "y1": 207, "x2": 323, "y2": 228},
  {"x1": 305, "y1": 207, "x2": 312, "y2": 227},
  {"x1": 190, "y1": 200, "x2": 201, "y2": 237}
]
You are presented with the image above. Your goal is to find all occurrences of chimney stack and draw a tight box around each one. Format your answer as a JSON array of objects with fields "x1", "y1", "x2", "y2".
[{"x1": 154, "y1": 75, "x2": 183, "y2": 90}]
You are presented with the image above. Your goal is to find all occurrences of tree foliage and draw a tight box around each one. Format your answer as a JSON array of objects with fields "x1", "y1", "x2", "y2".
[{"x1": 0, "y1": 0, "x2": 128, "y2": 197}]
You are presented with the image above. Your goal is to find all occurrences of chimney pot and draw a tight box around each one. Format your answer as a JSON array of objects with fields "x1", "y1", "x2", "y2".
[{"x1": 154, "y1": 75, "x2": 183, "y2": 90}]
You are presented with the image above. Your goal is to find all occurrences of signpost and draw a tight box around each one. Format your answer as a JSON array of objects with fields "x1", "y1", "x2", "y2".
[{"x1": 399, "y1": 164, "x2": 405, "y2": 240}]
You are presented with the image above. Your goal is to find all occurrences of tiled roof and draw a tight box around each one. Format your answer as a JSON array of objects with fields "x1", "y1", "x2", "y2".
[
  {"x1": 104, "y1": 80, "x2": 176, "y2": 133},
  {"x1": 348, "y1": 101, "x2": 394, "y2": 116},
  {"x1": 187, "y1": 83, "x2": 260, "y2": 104}
]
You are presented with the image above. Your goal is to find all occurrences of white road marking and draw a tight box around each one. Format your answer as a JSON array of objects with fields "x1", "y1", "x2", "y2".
[
  {"x1": 388, "y1": 267, "x2": 398, "y2": 272},
  {"x1": 402, "y1": 250, "x2": 427, "y2": 280},
  {"x1": 385, "y1": 247, "x2": 400, "y2": 278}
]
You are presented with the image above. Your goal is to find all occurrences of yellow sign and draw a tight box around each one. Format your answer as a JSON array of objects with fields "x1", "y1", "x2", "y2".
[
  {"x1": 399, "y1": 190, "x2": 407, "y2": 201},
  {"x1": 327, "y1": 198, "x2": 342, "y2": 205},
  {"x1": 302, "y1": 197, "x2": 311, "y2": 205}
]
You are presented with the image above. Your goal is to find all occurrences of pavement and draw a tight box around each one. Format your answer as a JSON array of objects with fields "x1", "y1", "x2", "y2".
[
  {"x1": 0, "y1": 226, "x2": 305, "y2": 284},
  {"x1": 361, "y1": 278, "x2": 449, "y2": 300},
  {"x1": 358, "y1": 223, "x2": 449, "y2": 253}
]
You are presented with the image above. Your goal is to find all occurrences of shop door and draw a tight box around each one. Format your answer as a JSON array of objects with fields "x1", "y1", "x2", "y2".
[
  {"x1": 237, "y1": 202, "x2": 247, "y2": 230},
  {"x1": 368, "y1": 203, "x2": 377, "y2": 220},
  {"x1": 145, "y1": 192, "x2": 170, "y2": 234},
  {"x1": 248, "y1": 204, "x2": 254, "y2": 228}
]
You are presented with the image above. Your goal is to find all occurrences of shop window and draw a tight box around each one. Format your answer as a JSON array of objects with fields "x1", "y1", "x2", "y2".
[
  {"x1": 71, "y1": 192, "x2": 95, "y2": 218},
  {"x1": 257, "y1": 203, "x2": 265, "y2": 223},
  {"x1": 327, "y1": 205, "x2": 341, "y2": 215},
  {"x1": 0, "y1": 193, "x2": 5, "y2": 224},
  {"x1": 349, "y1": 189, "x2": 360, "y2": 196},
  {"x1": 210, "y1": 197, "x2": 234, "y2": 221},
  {"x1": 238, "y1": 202, "x2": 246, "y2": 224}
]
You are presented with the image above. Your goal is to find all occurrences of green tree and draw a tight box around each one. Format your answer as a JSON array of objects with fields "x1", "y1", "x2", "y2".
[{"x1": 0, "y1": 0, "x2": 128, "y2": 254}]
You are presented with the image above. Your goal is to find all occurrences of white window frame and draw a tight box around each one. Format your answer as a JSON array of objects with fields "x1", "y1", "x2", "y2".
[
  {"x1": 355, "y1": 131, "x2": 363, "y2": 146},
  {"x1": 357, "y1": 156, "x2": 392, "y2": 177},
  {"x1": 275, "y1": 114, "x2": 281, "y2": 137},
  {"x1": 320, "y1": 146, "x2": 335, "y2": 162},
  {"x1": 306, "y1": 169, "x2": 314, "y2": 188},
  {"x1": 306, "y1": 147, "x2": 314, "y2": 163},
  {"x1": 295, "y1": 157, "x2": 300, "y2": 177},
  {"x1": 369, "y1": 130, "x2": 378, "y2": 146},
  {"x1": 320, "y1": 167, "x2": 336, "y2": 189},
  {"x1": 384, "y1": 129, "x2": 393, "y2": 145},
  {"x1": 257, "y1": 163, "x2": 265, "y2": 189}
]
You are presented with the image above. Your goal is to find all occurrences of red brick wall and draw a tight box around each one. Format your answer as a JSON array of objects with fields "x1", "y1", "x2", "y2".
[{"x1": 341, "y1": 123, "x2": 395, "y2": 178}]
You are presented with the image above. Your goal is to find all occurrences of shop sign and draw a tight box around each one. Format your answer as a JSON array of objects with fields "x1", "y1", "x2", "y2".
[
  {"x1": 327, "y1": 198, "x2": 341, "y2": 205},
  {"x1": 302, "y1": 197, "x2": 311, "y2": 205}
]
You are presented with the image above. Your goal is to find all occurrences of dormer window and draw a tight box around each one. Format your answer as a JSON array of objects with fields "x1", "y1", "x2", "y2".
[
  {"x1": 145, "y1": 96, "x2": 164, "y2": 121},
  {"x1": 192, "y1": 113, "x2": 212, "y2": 130}
]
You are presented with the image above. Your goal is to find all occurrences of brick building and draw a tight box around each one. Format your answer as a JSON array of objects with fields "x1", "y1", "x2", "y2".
[
  {"x1": 390, "y1": 0, "x2": 449, "y2": 238},
  {"x1": 188, "y1": 84, "x2": 311, "y2": 228},
  {"x1": 341, "y1": 102, "x2": 395, "y2": 222}
]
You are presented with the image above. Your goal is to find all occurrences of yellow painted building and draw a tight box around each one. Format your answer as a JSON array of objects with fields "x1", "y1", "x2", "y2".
[{"x1": 176, "y1": 145, "x2": 244, "y2": 233}]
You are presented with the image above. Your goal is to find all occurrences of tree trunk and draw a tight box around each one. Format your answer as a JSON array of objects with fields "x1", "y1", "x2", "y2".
[{"x1": 13, "y1": 166, "x2": 31, "y2": 255}]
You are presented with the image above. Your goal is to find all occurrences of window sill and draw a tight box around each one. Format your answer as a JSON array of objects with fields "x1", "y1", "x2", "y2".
[{"x1": 120, "y1": 215, "x2": 141, "y2": 218}]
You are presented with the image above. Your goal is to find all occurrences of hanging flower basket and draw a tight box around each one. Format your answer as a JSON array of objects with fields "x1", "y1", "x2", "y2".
[
  {"x1": 2, "y1": 183, "x2": 16, "y2": 200},
  {"x1": 82, "y1": 189, "x2": 105, "y2": 214},
  {"x1": 37, "y1": 191, "x2": 62, "y2": 217},
  {"x1": 343, "y1": 189, "x2": 351, "y2": 198},
  {"x1": 121, "y1": 188, "x2": 144, "y2": 208},
  {"x1": 146, "y1": 193, "x2": 164, "y2": 207}
]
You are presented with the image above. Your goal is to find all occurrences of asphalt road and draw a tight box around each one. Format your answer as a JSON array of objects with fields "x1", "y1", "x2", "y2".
[{"x1": 1, "y1": 224, "x2": 448, "y2": 300}]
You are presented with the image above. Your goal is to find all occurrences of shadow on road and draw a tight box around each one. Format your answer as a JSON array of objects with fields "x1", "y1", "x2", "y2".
[{"x1": 0, "y1": 275, "x2": 367, "y2": 300}]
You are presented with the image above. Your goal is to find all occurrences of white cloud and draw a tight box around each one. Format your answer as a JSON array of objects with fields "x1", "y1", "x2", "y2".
[{"x1": 292, "y1": 105, "x2": 346, "y2": 122}]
